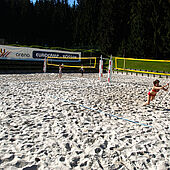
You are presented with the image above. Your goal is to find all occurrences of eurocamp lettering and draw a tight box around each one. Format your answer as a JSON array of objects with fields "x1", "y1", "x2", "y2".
[{"x1": 33, "y1": 50, "x2": 80, "y2": 59}]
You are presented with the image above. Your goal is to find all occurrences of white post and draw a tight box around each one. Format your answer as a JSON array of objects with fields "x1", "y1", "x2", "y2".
[
  {"x1": 99, "y1": 60, "x2": 102, "y2": 81},
  {"x1": 43, "y1": 57, "x2": 47, "y2": 73},
  {"x1": 108, "y1": 55, "x2": 113, "y2": 83},
  {"x1": 101, "y1": 55, "x2": 103, "y2": 77},
  {"x1": 123, "y1": 48, "x2": 126, "y2": 70},
  {"x1": 99, "y1": 55, "x2": 103, "y2": 81}
]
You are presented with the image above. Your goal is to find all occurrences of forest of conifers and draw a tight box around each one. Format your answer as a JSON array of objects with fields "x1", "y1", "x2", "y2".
[{"x1": 0, "y1": 0, "x2": 170, "y2": 59}]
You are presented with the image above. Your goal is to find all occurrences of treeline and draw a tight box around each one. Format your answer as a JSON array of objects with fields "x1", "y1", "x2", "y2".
[{"x1": 0, "y1": 0, "x2": 170, "y2": 59}]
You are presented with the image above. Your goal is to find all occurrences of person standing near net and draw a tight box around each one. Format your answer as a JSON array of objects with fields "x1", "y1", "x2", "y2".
[
  {"x1": 59, "y1": 64, "x2": 64, "y2": 78},
  {"x1": 143, "y1": 80, "x2": 169, "y2": 106},
  {"x1": 80, "y1": 64, "x2": 84, "y2": 77}
]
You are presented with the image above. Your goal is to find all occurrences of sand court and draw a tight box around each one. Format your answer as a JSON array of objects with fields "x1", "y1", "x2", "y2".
[{"x1": 0, "y1": 73, "x2": 169, "y2": 169}]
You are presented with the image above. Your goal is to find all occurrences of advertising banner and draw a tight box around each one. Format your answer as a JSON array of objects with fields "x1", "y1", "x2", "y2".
[{"x1": 0, "y1": 45, "x2": 81, "y2": 61}]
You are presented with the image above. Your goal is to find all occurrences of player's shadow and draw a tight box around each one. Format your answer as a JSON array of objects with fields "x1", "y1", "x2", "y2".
[
  {"x1": 163, "y1": 109, "x2": 170, "y2": 111},
  {"x1": 152, "y1": 105, "x2": 170, "y2": 111}
]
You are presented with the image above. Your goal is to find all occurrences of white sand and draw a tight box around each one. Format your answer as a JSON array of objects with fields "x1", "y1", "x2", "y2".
[{"x1": 0, "y1": 73, "x2": 169, "y2": 169}]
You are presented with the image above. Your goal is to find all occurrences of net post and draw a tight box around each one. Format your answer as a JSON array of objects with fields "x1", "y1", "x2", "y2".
[
  {"x1": 43, "y1": 57, "x2": 47, "y2": 73},
  {"x1": 115, "y1": 57, "x2": 118, "y2": 69},
  {"x1": 99, "y1": 55, "x2": 103, "y2": 81},
  {"x1": 123, "y1": 48, "x2": 126, "y2": 70},
  {"x1": 101, "y1": 55, "x2": 103, "y2": 77},
  {"x1": 108, "y1": 55, "x2": 113, "y2": 83}
]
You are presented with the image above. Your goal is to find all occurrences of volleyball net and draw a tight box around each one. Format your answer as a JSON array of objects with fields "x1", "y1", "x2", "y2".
[
  {"x1": 115, "y1": 57, "x2": 170, "y2": 76},
  {"x1": 47, "y1": 57, "x2": 97, "y2": 68}
]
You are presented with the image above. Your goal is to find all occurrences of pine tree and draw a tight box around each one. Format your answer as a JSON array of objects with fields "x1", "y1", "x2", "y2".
[{"x1": 126, "y1": 0, "x2": 145, "y2": 58}]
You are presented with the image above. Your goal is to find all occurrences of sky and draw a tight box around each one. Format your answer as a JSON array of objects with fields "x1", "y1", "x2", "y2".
[{"x1": 31, "y1": 0, "x2": 77, "y2": 6}]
